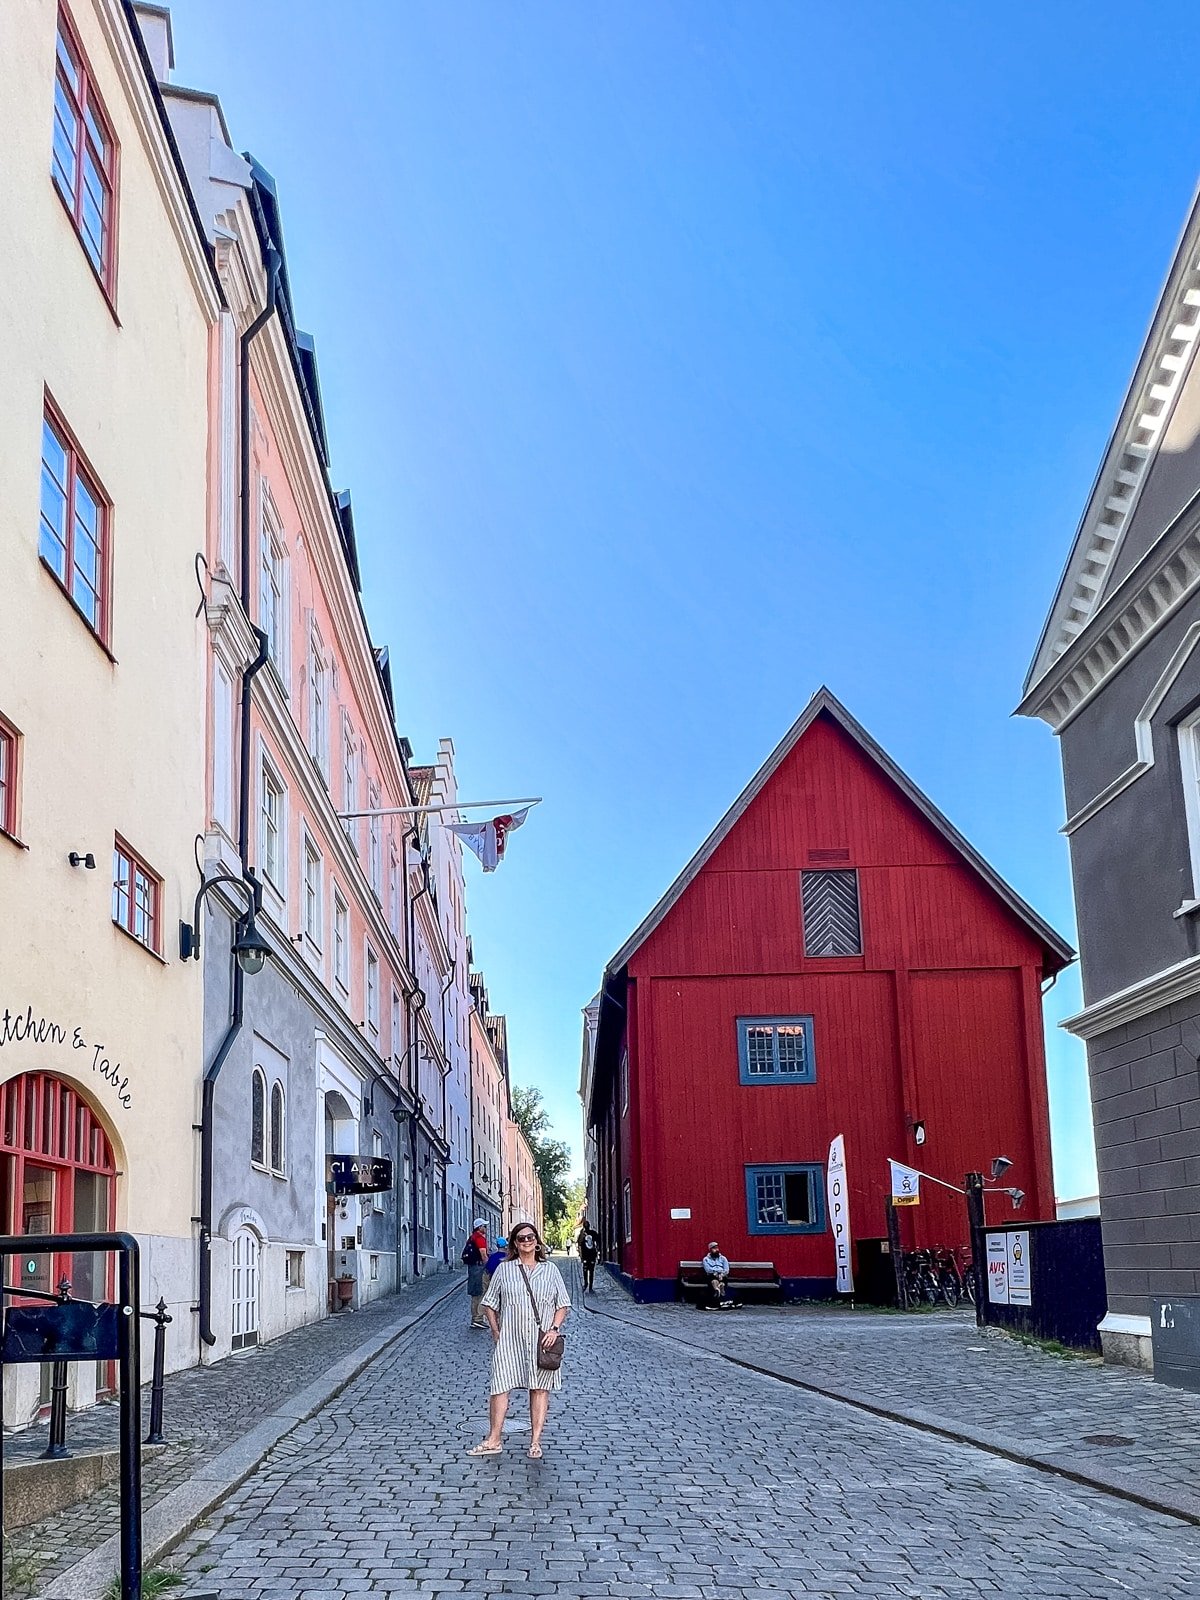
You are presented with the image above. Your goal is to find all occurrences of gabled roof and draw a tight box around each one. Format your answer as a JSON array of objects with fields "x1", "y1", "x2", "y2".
[
  {"x1": 1024, "y1": 181, "x2": 1200, "y2": 695},
  {"x1": 603, "y1": 687, "x2": 1074, "y2": 981}
]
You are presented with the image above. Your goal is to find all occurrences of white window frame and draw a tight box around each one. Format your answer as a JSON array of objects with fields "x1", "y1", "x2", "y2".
[
  {"x1": 259, "y1": 485, "x2": 289, "y2": 681},
  {"x1": 391, "y1": 988, "x2": 402, "y2": 1065},
  {"x1": 388, "y1": 850, "x2": 400, "y2": 937},
  {"x1": 259, "y1": 753, "x2": 286, "y2": 896},
  {"x1": 333, "y1": 889, "x2": 349, "y2": 993},
  {"x1": 366, "y1": 943, "x2": 380, "y2": 1036},
  {"x1": 342, "y1": 719, "x2": 357, "y2": 846},
  {"x1": 1179, "y1": 709, "x2": 1200, "y2": 897},
  {"x1": 269, "y1": 1079, "x2": 287, "y2": 1177},
  {"x1": 372, "y1": 1129, "x2": 385, "y2": 1213},
  {"x1": 307, "y1": 626, "x2": 329, "y2": 778},
  {"x1": 251, "y1": 1067, "x2": 268, "y2": 1171},
  {"x1": 368, "y1": 785, "x2": 383, "y2": 897},
  {"x1": 212, "y1": 659, "x2": 234, "y2": 836},
  {"x1": 302, "y1": 829, "x2": 323, "y2": 954}
]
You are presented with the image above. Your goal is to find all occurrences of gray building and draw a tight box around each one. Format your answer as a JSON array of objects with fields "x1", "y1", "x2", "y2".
[{"x1": 1019, "y1": 182, "x2": 1200, "y2": 1368}]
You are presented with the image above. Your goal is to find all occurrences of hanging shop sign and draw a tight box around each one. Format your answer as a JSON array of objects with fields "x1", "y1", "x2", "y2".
[{"x1": 326, "y1": 1155, "x2": 393, "y2": 1195}]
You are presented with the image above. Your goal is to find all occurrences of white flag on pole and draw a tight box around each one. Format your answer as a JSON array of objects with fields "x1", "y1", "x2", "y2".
[
  {"x1": 827, "y1": 1134, "x2": 853, "y2": 1294},
  {"x1": 889, "y1": 1160, "x2": 921, "y2": 1207},
  {"x1": 447, "y1": 807, "x2": 531, "y2": 872}
]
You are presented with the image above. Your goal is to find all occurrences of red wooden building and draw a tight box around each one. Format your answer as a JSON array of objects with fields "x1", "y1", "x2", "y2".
[{"x1": 585, "y1": 690, "x2": 1073, "y2": 1300}]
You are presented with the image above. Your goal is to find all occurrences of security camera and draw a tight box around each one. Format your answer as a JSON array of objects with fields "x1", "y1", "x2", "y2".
[{"x1": 990, "y1": 1156, "x2": 1012, "y2": 1181}]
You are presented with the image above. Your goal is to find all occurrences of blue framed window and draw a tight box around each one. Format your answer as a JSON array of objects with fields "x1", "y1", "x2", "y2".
[
  {"x1": 745, "y1": 1164, "x2": 826, "y2": 1235},
  {"x1": 737, "y1": 1017, "x2": 815, "y2": 1085}
]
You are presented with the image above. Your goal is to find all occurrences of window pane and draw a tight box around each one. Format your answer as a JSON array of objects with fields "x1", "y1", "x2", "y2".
[
  {"x1": 40, "y1": 425, "x2": 69, "y2": 578},
  {"x1": 755, "y1": 1171, "x2": 785, "y2": 1226},
  {"x1": 52, "y1": 84, "x2": 79, "y2": 195},
  {"x1": 251, "y1": 1075, "x2": 265, "y2": 1165},
  {"x1": 133, "y1": 868, "x2": 154, "y2": 945},
  {"x1": 270, "y1": 1084, "x2": 284, "y2": 1172},
  {"x1": 784, "y1": 1172, "x2": 813, "y2": 1226},
  {"x1": 84, "y1": 104, "x2": 109, "y2": 163},
  {"x1": 775, "y1": 1025, "x2": 808, "y2": 1076},
  {"x1": 744, "y1": 1026, "x2": 774, "y2": 1076},
  {"x1": 112, "y1": 849, "x2": 130, "y2": 927},
  {"x1": 56, "y1": 28, "x2": 81, "y2": 94}
]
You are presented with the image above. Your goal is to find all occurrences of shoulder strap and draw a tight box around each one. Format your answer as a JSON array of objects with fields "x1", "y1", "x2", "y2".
[{"x1": 518, "y1": 1264, "x2": 546, "y2": 1332}]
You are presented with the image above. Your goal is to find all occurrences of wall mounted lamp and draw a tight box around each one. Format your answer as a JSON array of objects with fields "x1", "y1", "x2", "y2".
[
  {"x1": 68, "y1": 852, "x2": 96, "y2": 869},
  {"x1": 179, "y1": 871, "x2": 270, "y2": 977}
]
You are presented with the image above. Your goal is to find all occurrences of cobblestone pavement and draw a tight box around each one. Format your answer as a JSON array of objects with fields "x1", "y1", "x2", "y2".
[
  {"x1": 163, "y1": 1258, "x2": 1200, "y2": 1599},
  {"x1": 586, "y1": 1270, "x2": 1200, "y2": 1513},
  {"x1": 2, "y1": 1273, "x2": 458, "y2": 1593}
]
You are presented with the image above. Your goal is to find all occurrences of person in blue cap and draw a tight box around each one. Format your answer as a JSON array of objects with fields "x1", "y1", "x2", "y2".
[{"x1": 485, "y1": 1235, "x2": 507, "y2": 1280}]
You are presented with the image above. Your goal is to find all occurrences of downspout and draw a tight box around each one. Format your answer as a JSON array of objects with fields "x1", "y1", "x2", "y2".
[
  {"x1": 405, "y1": 829, "x2": 430, "y2": 1279},
  {"x1": 197, "y1": 250, "x2": 281, "y2": 1348},
  {"x1": 440, "y1": 956, "x2": 455, "y2": 1263}
]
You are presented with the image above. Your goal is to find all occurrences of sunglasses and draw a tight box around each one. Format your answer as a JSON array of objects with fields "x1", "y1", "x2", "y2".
[{"x1": 513, "y1": 1232, "x2": 536, "y2": 1243}]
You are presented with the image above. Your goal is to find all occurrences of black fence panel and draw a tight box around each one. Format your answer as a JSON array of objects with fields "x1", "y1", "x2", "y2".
[{"x1": 973, "y1": 1217, "x2": 1105, "y2": 1351}]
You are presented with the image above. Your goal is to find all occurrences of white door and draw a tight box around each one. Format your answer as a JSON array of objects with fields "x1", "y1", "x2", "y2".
[{"x1": 231, "y1": 1227, "x2": 260, "y2": 1351}]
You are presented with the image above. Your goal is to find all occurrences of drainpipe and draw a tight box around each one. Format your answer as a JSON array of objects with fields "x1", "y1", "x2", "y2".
[
  {"x1": 405, "y1": 830, "x2": 430, "y2": 1279},
  {"x1": 440, "y1": 956, "x2": 455, "y2": 1263},
  {"x1": 197, "y1": 250, "x2": 280, "y2": 1348}
]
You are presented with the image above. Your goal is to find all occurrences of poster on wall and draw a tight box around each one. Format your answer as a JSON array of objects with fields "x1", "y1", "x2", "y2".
[
  {"x1": 986, "y1": 1232, "x2": 1010, "y2": 1304},
  {"x1": 827, "y1": 1135, "x2": 854, "y2": 1294},
  {"x1": 1006, "y1": 1231, "x2": 1032, "y2": 1307}
]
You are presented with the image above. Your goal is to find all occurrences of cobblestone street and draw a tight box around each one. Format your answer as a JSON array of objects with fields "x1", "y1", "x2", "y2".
[{"x1": 162, "y1": 1262, "x2": 1200, "y2": 1599}]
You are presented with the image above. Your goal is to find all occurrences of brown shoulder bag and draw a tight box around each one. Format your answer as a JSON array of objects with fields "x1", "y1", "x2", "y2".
[{"x1": 519, "y1": 1264, "x2": 565, "y2": 1371}]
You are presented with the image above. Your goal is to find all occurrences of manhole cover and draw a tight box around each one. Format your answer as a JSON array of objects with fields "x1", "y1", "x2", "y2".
[{"x1": 1081, "y1": 1433, "x2": 1135, "y2": 1447}]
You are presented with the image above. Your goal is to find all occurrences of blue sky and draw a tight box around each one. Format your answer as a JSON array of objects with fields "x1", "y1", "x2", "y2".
[{"x1": 170, "y1": 1, "x2": 1200, "y2": 1196}]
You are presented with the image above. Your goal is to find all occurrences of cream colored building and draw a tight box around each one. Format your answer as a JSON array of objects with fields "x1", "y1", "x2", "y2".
[{"x1": 0, "y1": 0, "x2": 219, "y2": 1420}]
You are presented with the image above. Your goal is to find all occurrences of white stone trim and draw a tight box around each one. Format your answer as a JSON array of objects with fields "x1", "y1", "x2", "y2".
[
  {"x1": 1062, "y1": 952, "x2": 1200, "y2": 1038},
  {"x1": 1061, "y1": 620, "x2": 1200, "y2": 833},
  {"x1": 1021, "y1": 519, "x2": 1200, "y2": 732},
  {"x1": 1097, "y1": 1312, "x2": 1152, "y2": 1338}
]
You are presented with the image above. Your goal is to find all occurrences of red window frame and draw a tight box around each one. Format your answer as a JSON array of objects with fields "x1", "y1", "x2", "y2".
[
  {"x1": 40, "y1": 401, "x2": 112, "y2": 646},
  {"x1": 112, "y1": 836, "x2": 161, "y2": 954},
  {"x1": 0, "y1": 1073, "x2": 117, "y2": 1305},
  {"x1": 51, "y1": 4, "x2": 119, "y2": 298},
  {"x1": 0, "y1": 712, "x2": 20, "y2": 840}
]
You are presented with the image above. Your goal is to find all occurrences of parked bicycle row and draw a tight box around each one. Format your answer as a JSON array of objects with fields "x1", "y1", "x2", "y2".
[{"x1": 898, "y1": 1245, "x2": 976, "y2": 1308}]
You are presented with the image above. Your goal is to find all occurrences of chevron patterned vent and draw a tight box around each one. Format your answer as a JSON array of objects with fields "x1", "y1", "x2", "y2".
[{"x1": 801, "y1": 869, "x2": 861, "y2": 956}]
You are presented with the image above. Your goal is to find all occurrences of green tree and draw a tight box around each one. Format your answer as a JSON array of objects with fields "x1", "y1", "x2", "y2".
[{"x1": 511, "y1": 1084, "x2": 575, "y2": 1241}]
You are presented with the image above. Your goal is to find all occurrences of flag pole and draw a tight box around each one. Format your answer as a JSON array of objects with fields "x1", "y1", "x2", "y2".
[{"x1": 337, "y1": 797, "x2": 542, "y2": 821}]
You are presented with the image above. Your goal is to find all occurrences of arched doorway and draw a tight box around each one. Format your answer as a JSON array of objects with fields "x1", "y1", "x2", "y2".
[
  {"x1": 0, "y1": 1072, "x2": 119, "y2": 1399},
  {"x1": 230, "y1": 1226, "x2": 260, "y2": 1351},
  {"x1": 324, "y1": 1090, "x2": 356, "y2": 1310}
]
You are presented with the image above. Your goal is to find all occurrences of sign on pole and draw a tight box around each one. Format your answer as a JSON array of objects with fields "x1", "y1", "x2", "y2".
[{"x1": 827, "y1": 1134, "x2": 854, "y2": 1294}]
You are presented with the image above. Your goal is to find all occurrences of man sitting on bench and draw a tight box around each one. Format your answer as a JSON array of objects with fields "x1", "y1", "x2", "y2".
[{"x1": 702, "y1": 1241, "x2": 734, "y2": 1309}]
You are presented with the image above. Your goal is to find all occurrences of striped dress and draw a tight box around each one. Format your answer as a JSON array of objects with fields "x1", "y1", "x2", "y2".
[{"x1": 481, "y1": 1258, "x2": 572, "y2": 1394}]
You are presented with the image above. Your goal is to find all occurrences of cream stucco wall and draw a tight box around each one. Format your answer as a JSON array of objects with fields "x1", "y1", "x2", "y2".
[{"x1": 0, "y1": 0, "x2": 219, "y2": 1404}]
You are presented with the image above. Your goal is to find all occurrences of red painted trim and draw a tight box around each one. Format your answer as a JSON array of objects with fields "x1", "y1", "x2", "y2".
[
  {"x1": 0, "y1": 710, "x2": 21, "y2": 839},
  {"x1": 54, "y1": 4, "x2": 120, "y2": 305},
  {"x1": 112, "y1": 833, "x2": 163, "y2": 956},
  {"x1": 42, "y1": 394, "x2": 114, "y2": 648}
]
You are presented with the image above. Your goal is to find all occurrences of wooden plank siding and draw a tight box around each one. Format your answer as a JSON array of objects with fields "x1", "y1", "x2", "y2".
[{"x1": 602, "y1": 710, "x2": 1061, "y2": 1294}]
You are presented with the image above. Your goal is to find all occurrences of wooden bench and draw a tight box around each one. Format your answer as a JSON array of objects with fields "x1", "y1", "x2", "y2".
[{"x1": 676, "y1": 1260, "x2": 783, "y2": 1308}]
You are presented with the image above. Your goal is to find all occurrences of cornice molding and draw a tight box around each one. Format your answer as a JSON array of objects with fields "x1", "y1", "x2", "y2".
[
  {"x1": 1018, "y1": 514, "x2": 1200, "y2": 732},
  {"x1": 1062, "y1": 952, "x2": 1200, "y2": 1039},
  {"x1": 1026, "y1": 191, "x2": 1200, "y2": 692}
]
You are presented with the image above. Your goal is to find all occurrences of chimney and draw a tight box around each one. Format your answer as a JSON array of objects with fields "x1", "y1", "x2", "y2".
[{"x1": 132, "y1": 4, "x2": 175, "y2": 83}]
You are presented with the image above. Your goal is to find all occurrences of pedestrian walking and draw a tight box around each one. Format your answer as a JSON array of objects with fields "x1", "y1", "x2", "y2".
[
  {"x1": 485, "y1": 1236, "x2": 507, "y2": 1278},
  {"x1": 462, "y1": 1218, "x2": 489, "y2": 1328},
  {"x1": 467, "y1": 1222, "x2": 571, "y2": 1460},
  {"x1": 577, "y1": 1221, "x2": 600, "y2": 1292}
]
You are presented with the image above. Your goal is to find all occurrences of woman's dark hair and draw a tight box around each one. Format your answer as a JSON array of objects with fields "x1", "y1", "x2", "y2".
[{"x1": 505, "y1": 1222, "x2": 548, "y2": 1262}]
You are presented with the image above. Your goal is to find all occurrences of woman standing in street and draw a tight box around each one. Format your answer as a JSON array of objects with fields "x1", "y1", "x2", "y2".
[{"x1": 467, "y1": 1222, "x2": 571, "y2": 1459}]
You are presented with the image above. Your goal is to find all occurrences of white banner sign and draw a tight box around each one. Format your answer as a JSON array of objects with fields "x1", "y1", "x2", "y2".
[
  {"x1": 827, "y1": 1134, "x2": 854, "y2": 1294},
  {"x1": 986, "y1": 1232, "x2": 1010, "y2": 1303},
  {"x1": 889, "y1": 1160, "x2": 921, "y2": 1207}
]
